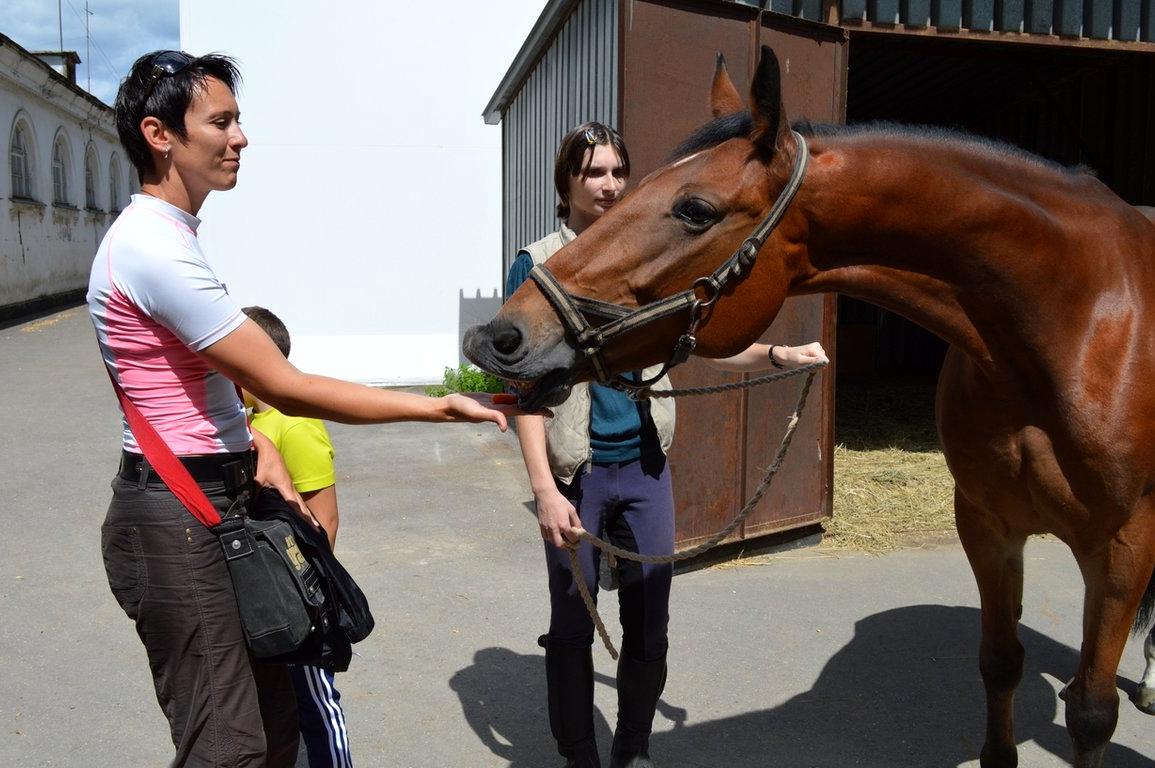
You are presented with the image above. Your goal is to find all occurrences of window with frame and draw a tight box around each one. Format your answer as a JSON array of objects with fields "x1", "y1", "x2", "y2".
[
  {"x1": 109, "y1": 155, "x2": 122, "y2": 212},
  {"x1": 9, "y1": 122, "x2": 32, "y2": 199},
  {"x1": 52, "y1": 133, "x2": 71, "y2": 205},
  {"x1": 85, "y1": 146, "x2": 98, "y2": 209}
]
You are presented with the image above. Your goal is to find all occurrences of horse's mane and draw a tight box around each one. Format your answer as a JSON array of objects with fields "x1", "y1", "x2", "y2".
[
  {"x1": 669, "y1": 111, "x2": 754, "y2": 161},
  {"x1": 668, "y1": 112, "x2": 1094, "y2": 178}
]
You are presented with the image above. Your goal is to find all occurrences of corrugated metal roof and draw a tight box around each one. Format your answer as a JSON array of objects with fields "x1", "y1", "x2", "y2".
[
  {"x1": 483, "y1": 0, "x2": 582, "y2": 124},
  {"x1": 840, "y1": 0, "x2": 1150, "y2": 38},
  {"x1": 484, "y1": 0, "x2": 1153, "y2": 125}
]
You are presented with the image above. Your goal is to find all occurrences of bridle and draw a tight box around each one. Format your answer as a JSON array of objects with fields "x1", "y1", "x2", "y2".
[{"x1": 528, "y1": 131, "x2": 809, "y2": 394}]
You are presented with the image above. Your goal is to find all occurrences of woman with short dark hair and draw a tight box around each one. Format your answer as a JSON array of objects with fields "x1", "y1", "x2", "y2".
[{"x1": 90, "y1": 50, "x2": 522, "y2": 767}]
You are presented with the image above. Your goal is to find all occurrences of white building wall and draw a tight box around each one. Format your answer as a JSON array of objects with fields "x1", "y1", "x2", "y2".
[
  {"x1": 0, "y1": 41, "x2": 127, "y2": 312},
  {"x1": 180, "y1": 1, "x2": 545, "y2": 385}
]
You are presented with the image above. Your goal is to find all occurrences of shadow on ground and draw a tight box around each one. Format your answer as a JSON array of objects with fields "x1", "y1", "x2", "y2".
[{"x1": 450, "y1": 605, "x2": 1151, "y2": 767}]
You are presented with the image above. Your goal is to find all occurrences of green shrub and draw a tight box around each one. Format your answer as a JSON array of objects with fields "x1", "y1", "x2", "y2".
[{"x1": 424, "y1": 363, "x2": 506, "y2": 397}]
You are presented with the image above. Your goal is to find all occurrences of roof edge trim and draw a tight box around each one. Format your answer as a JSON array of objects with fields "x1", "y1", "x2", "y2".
[{"x1": 482, "y1": 0, "x2": 582, "y2": 125}]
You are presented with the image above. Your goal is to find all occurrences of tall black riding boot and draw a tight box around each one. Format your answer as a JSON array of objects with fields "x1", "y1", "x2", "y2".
[
  {"x1": 545, "y1": 639, "x2": 602, "y2": 768},
  {"x1": 609, "y1": 653, "x2": 667, "y2": 768}
]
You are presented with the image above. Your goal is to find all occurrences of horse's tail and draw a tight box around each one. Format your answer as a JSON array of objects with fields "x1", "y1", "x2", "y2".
[{"x1": 1133, "y1": 567, "x2": 1155, "y2": 635}]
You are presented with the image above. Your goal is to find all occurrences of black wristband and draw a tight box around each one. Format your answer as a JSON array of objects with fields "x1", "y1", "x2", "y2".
[{"x1": 768, "y1": 345, "x2": 786, "y2": 369}]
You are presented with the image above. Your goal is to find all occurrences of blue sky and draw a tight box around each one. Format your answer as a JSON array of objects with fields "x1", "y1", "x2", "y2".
[{"x1": 6, "y1": 0, "x2": 179, "y2": 105}]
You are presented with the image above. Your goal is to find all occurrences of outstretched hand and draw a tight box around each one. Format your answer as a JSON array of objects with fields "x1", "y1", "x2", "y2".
[{"x1": 444, "y1": 392, "x2": 550, "y2": 432}]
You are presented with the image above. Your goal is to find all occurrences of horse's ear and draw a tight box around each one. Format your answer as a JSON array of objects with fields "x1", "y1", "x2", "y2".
[
  {"x1": 750, "y1": 45, "x2": 790, "y2": 155},
  {"x1": 710, "y1": 52, "x2": 743, "y2": 118}
]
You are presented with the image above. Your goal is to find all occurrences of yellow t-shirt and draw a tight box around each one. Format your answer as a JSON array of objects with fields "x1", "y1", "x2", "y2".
[{"x1": 250, "y1": 407, "x2": 336, "y2": 494}]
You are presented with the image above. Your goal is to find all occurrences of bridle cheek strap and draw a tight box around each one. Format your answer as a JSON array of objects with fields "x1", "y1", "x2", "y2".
[
  {"x1": 528, "y1": 264, "x2": 697, "y2": 383},
  {"x1": 528, "y1": 131, "x2": 809, "y2": 393}
]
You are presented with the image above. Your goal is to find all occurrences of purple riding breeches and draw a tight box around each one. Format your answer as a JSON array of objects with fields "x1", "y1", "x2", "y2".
[{"x1": 544, "y1": 453, "x2": 674, "y2": 661}]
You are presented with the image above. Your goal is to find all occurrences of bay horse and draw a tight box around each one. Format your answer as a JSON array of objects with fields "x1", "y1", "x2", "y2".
[{"x1": 464, "y1": 45, "x2": 1155, "y2": 767}]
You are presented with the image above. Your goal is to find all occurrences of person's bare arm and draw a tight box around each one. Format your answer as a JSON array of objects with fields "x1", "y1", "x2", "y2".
[
  {"x1": 301, "y1": 485, "x2": 338, "y2": 549},
  {"x1": 200, "y1": 320, "x2": 517, "y2": 428},
  {"x1": 705, "y1": 341, "x2": 828, "y2": 372},
  {"x1": 515, "y1": 414, "x2": 582, "y2": 548},
  {"x1": 250, "y1": 428, "x2": 318, "y2": 527}
]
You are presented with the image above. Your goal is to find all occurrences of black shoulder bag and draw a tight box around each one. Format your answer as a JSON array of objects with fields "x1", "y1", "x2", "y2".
[{"x1": 110, "y1": 374, "x2": 374, "y2": 671}]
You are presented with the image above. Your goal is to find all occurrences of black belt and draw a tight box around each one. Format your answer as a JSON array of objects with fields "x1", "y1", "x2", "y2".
[{"x1": 119, "y1": 449, "x2": 256, "y2": 489}]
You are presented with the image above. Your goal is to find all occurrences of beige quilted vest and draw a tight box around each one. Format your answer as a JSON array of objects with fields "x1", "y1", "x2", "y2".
[{"x1": 519, "y1": 226, "x2": 676, "y2": 484}]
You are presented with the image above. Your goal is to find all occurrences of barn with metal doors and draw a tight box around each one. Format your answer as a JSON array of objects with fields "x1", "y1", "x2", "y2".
[
  {"x1": 485, "y1": 0, "x2": 845, "y2": 555},
  {"x1": 483, "y1": 0, "x2": 1155, "y2": 552}
]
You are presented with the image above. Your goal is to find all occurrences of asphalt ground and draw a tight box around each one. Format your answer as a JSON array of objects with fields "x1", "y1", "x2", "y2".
[{"x1": 1, "y1": 306, "x2": 1152, "y2": 767}]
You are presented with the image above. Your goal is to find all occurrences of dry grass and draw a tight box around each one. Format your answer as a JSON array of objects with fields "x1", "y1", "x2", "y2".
[
  {"x1": 827, "y1": 444, "x2": 956, "y2": 551},
  {"x1": 823, "y1": 380, "x2": 957, "y2": 553}
]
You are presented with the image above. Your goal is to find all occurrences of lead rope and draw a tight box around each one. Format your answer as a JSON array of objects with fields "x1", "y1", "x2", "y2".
[{"x1": 565, "y1": 360, "x2": 827, "y2": 658}]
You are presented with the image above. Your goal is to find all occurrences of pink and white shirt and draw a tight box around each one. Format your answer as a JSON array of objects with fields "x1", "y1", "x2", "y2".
[{"x1": 88, "y1": 194, "x2": 250, "y2": 455}]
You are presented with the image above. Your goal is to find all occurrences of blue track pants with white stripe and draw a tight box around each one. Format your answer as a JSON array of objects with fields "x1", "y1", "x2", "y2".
[{"x1": 290, "y1": 665, "x2": 353, "y2": 768}]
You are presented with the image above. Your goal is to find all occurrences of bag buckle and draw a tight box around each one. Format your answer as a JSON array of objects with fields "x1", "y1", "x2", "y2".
[{"x1": 218, "y1": 524, "x2": 253, "y2": 561}]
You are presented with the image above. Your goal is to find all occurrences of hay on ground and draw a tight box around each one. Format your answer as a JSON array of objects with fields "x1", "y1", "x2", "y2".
[
  {"x1": 824, "y1": 380, "x2": 956, "y2": 553},
  {"x1": 826, "y1": 443, "x2": 956, "y2": 552}
]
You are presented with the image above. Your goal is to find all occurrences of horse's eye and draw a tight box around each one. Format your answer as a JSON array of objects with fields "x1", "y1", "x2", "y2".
[{"x1": 673, "y1": 197, "x2": 719, "y2": 231}]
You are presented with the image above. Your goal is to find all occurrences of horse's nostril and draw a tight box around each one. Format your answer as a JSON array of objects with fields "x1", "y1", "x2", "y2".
[{"x1": 493, "y1": 325, "x2": 523, "y2": 356}]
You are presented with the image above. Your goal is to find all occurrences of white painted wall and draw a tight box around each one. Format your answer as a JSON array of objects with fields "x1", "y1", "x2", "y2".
[
  {"x1": 0, "y1": 44, "x2": 128, "y2": 310},
  {"x1": 180, "y1": 1, "x2": 546, "y2": 385}
]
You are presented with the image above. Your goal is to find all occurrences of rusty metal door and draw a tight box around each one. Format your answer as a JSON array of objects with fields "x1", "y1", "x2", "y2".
[{"x1": 618, "y1": 1, "x2": 847, "y2": 551}]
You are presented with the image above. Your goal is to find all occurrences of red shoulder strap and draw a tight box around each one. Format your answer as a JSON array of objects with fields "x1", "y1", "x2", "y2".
[{"x1": 106, "y1": 368, "x2": 222, "y2": 528}]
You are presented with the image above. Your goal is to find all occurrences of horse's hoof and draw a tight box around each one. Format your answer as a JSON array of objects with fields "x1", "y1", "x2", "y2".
[
  {"x1": 1131, "y1": 685, "x2": 1155, "y2": 715},
  {"x1": 1072, "y1": 743, "x2": 1107, "y2": 768},
  {"x1": 979, "y1": 742, "x2": 1018, "y2": 768}
]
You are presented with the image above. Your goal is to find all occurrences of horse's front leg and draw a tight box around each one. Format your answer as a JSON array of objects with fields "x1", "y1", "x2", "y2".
[
  {"x1": 1061, "y1": 509, "x2": 1155, "y2": 768},
  {"x1": 955, "y1": 490, "x2": 1027, "y2": 768},
  {"x1": 1134, "y1": 627, "x2": 1155, "y2": 714}
]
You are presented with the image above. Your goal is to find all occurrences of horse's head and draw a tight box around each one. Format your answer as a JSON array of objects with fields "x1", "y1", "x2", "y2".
[{"x1": 464, "y1": 45, "x2": 806, "y2": 409}]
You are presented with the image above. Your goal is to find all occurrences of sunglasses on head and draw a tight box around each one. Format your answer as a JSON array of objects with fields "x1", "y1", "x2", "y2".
[
  {"x1": 583, "y1": 127, "x2": 608, "y2": 146},
  {"x1": 143, "y1": 51, "x2": 194, "y2": 99}
]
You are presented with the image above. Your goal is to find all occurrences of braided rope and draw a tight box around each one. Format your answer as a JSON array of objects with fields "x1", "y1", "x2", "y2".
[
  {"x1": 567, "y1": 546, "x2": 619, "y2": 658},
  {"x1": 566, "y1": 361, "x2": 826, "y2": 658},
  {"x1": 635, "y1": 359, "x2": 826, "y2": 399}
]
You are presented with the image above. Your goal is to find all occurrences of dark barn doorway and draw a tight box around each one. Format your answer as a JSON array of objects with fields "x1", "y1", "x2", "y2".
[{"x1": 837, "y1": 33, "x2": 1155, "y2": 382}]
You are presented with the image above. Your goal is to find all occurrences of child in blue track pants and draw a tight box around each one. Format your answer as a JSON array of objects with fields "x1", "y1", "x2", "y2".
[{"x1": 243, "y1": 306, "x2": 352, "y2": 768}]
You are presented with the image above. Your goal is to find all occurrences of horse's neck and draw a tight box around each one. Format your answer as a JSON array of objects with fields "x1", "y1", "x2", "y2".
[{"x1": 793, "y1": 136, "x2": 1116, "y2": 375}]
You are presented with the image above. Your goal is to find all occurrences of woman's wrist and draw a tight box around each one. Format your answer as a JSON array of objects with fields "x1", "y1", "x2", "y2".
[
  {"x1": 433, "y1": 394, "x2": 454, "y2": 422},
  {"x1": 435, "y1": 393, "x2": 470, "y2": 422},
  {"x1": 768, "y1": 344, "x2": 786, "y2": 369},
  {"x1": 531, "y1": 478, "x2": 559, "y2": 497}
]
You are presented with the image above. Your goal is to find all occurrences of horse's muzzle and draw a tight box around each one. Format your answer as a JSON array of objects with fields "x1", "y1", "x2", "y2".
[{"x1": 462, "y1": 319, "x2": 583, "y2": 410}]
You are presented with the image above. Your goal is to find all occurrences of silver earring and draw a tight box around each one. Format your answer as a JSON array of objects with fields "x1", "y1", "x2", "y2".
[{"x1": 163, "y1": 148, "x2": 171, "y2": 160}]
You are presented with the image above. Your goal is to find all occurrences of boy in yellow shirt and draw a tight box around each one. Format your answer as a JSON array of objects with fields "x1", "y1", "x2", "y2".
[{"x1": 242, "y1": 306, "x2": 350, "y2": 768}]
